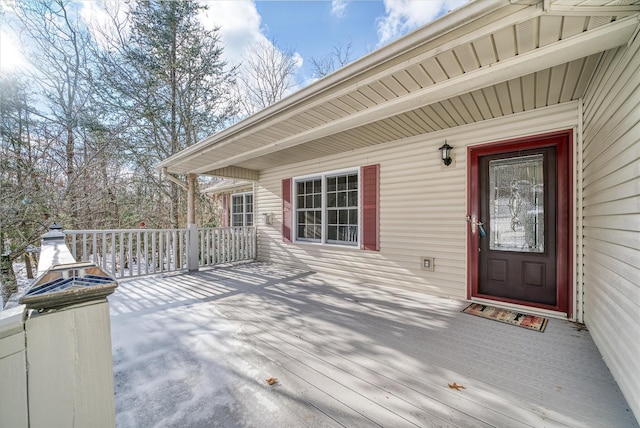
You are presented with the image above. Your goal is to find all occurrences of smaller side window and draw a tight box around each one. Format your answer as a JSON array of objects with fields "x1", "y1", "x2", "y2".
[{"x1": 231, "y1": 192, "x2": 253, "y2": 227}]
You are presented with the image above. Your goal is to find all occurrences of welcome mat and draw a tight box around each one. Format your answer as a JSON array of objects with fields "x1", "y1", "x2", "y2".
[{"x1": 462, "y1": 303, "x2": 548, "y2": 332}]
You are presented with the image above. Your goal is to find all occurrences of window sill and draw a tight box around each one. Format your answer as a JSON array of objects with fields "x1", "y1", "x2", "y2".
[{"x1": 293, "y1": 240, "x2": 361, "y2": 251}]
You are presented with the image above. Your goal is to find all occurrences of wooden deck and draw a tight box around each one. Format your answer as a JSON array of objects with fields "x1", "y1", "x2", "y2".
[{"x1": 109, "y1": 262, "x2": 638, "y2": 427}]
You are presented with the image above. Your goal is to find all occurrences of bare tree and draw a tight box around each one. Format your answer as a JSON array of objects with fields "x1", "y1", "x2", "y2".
[
  {"x1": 9, "y1": 0, "x2": 112, "y2": 230},
  {"x1": 236, "y1": 37, "x2": 299, "y2": 116},
  {"x1": 310, "y1": 40, "x2": 354, "y2": 79},
  {"x1": 0, "y1": 72, "x2": 58, "y2": 302}
]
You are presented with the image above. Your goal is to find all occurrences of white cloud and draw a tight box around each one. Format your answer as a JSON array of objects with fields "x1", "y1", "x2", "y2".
[
  {"x1": 376, "y1": 0, "x2": 468, "y2": 46},
  {"x1": 199, "y1": 1, "x2": 303, "y2": 95},
  {"x1": 198, "y1": 1, "x2": 264, "y2": 68},
  {"x1": 331, "y1": 0, "x2": 348, "y2": 18},
  {"x1": 79, "y1": 0, "x2": 130, "y2": 49}
]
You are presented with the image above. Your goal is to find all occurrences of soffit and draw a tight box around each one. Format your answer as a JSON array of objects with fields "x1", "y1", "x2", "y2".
[
  {"x1": 162, "y1": 2, "x2": 640, "y2": 177},
  {"x1": 232, "y1": 53, "x2": 603, "y2": 171}
]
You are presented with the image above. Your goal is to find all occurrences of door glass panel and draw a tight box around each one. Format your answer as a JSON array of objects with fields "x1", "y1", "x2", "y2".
[{"x1": 489, "y1": 154, "x2": 544, "y2": 253}]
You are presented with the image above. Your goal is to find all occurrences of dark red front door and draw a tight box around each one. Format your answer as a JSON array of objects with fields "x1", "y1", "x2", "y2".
[{"x1": 468, "y1": 131, "x2": 572, "y2": 313}]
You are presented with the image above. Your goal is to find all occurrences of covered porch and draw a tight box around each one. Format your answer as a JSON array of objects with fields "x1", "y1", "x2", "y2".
[{"x1": 110, "y1": 262, "x2": 637, "y2": 427}]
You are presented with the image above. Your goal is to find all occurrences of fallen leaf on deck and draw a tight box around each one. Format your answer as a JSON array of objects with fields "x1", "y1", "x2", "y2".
[
  {"x1": 448, "y1": 382, "x2": 465, "y2": 391},
  {"x1": 266, "y1": 377, "x2": 278, "y2": 385}
]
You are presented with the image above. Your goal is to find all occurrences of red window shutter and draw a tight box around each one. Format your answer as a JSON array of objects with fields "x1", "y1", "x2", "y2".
[
  {"x1": 282, "y1": 178, "x2": 292, "y2": 242},
  {"x1": 361, "y1": 164, "x2": 380, "y2": 251},
  {"x1": 222, "y1": 194, "x2": 229, "y2": 227}
]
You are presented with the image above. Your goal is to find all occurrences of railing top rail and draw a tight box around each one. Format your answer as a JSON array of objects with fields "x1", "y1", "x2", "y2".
[
  {"x1": 65, "y1": 226, "x2": 257, "y2": 234},
  {"x1": 64, "y1": 228, "x2": 188, "y2": 234},
  {"x1": 199, "y1": 226, "x2": 256, "y2": 230}
]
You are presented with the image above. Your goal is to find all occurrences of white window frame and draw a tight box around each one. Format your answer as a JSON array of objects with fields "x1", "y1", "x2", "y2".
[
  {"x1": 293, "y1": 168, "x2": 360, "y2": 246},
  {"x1": 231, "y1": 192, "x2": 253, "y2": 227}
]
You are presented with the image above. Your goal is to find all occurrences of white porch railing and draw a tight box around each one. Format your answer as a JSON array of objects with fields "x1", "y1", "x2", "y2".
[
  {"x1": 199, "y1": 227, "x2": 256, "y2": 267},
  {"x1": 64, "y1": 227, "x2": 256, "y2": 279}
]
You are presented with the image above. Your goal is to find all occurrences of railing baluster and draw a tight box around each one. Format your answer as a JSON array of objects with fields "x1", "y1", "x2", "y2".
[
  {"x1": 244, "y1": 228, "x2": 248, "y2": 260},
  {"x1": 127, "y1": 232, "x2": 133, "y2": 278},
  {"x1": 204, "y1": 229, "x2": 209, "y2": 266},
  {"x1": 201, "y1": 229, "x2": 206, "y2": 267},
  {"x1": 253, "y1": 227, "x2": 257, "y2": 259},
  {"x1": 152, "y1": 232, "x2": 157, "y2": 274},
  {"x1": 82, "y1": 234, "x2": 87, "y2": 261},
  {"x1": 217, "y1": 229, "x2": 221, "y2": 264},
  {"x1": 207, "y1": 228, "x2": 211, "y2": 266},
  {"x1": 180, "y1": 230, "x2": 184, "y2": 269},
  {"x1": 110, "y1": 232, "x2": 116, "y2": 277},
  {"x1": 158, "y1": 231, "x2": 163, "y2": 272},
  {"x1": 165, "y1": 231, "x2": 171, "y2": 271},
  {"x1": 245, "y1": 227, "x2": 249, "y2": 260},
  {"x1": 231, "y1": 228, "x2": 235, "y2": 262},
  {"x1": 143, "y1": 232, "x2": 149, "y2": 275},
  {"x1": 92, "y1": 234, "x2": 97, "y2": 264},
  {"x1": 224, "y1": 228, "x2": 228, "y2": 263},
  {"x1": 247, "y1": 228, "x2": 251, "y2": 259},
  {"x1": 209, "y1": 229, "x2": 213, "y2": 265},
  {"x1": 136, "y1": 232, "x2": 141, "y2": 276},
  {"x1": 102, "y1": 233, "x2": 107, "y2": 272},
  {"x1": 199, "y1": 229, "x2": 204, "y2": 267},
  {"x1": 172, "y1": 230, "x2": 177, "y2": 271},
  {"x1": 71, "y1": 234, "x2": 77, "y2": 260},
  {"x1": 118, "y1": 232, "x2": 124, "y2": 278}
]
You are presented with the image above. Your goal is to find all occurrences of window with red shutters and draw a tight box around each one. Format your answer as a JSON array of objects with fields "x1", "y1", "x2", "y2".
[{"x1": 282, "y1": 164, "x2": 379, "y2": 251}]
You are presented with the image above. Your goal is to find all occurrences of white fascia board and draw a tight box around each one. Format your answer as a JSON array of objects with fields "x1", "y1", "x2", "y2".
[{"x1": 156, "y1": 0, "x2": 512, "y2": 172}]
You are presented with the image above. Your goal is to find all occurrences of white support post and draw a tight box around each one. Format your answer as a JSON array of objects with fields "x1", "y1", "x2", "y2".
[
  {"x1": 26, "y1": 300, "x2": 116, "y2": 427},
  {"x1": 187, "y1": 173, "x2": 199, "y2": 272},
  {"x1": 0, "y1": 224, "x2": 117, "y2": 427}
]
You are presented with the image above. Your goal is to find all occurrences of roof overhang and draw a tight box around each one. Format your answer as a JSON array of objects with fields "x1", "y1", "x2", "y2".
[
  {"x1": 158, "y1": 0, "x2": 640, "y2": 179},
  {"x1": 202, "y1": 179, "x2": 253, "y2": 196}
]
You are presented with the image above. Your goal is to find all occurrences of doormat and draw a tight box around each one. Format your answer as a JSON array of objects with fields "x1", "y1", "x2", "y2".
[{"x1": 462, "y1": 303, "x2": 548, "y2": 332}]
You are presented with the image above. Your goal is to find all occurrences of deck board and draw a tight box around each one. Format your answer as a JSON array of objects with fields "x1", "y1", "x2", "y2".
[{"x1": 110, "y1": 262, "x2": 638, "y2": 427}]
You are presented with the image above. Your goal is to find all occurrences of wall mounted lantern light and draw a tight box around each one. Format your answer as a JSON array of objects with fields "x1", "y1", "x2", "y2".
[{"x1": 438, "y1": 141, "x2": 453, "y2": 166}]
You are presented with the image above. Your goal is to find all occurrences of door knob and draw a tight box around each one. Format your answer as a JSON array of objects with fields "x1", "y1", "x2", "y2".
[{"x1": 466, "y1": 215, "x2": 486, "y2": 236}]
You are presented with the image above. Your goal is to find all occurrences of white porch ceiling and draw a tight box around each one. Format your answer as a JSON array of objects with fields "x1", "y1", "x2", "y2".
[{"x1": 158, "y1": 0, "x2": 640, "y2": 178}]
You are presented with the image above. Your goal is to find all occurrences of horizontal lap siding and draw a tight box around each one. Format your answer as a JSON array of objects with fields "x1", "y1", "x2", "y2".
[
  {"x1": 255, "y1": 102, "x2": 579, "y2": 300},
  {"x1": 582, "y1": 38, "x2": 640, "y2": 421}
]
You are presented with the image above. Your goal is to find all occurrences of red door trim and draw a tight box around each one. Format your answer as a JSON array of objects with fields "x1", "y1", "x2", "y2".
[{"x1": 467, "y1": 130, "x2": 573, "y2": 315}]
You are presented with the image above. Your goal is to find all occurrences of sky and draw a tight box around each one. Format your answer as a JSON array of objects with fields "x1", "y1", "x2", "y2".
[
  {"x1": 0, "y1": 0, "x2": 468, "y2": 89},
  {"x1": 202, "y1": 0, "x2": 468, "y2": 85}
]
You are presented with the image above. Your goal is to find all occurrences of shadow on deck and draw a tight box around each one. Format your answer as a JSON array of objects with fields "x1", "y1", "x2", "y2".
[{"x1": 109, "y1": 262, "x2": 638, "y2": 428}]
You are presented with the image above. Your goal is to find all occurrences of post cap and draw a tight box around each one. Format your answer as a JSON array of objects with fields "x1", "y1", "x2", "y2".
[{"x1": 42, "y1": 223, "x2": 65, "y2": 241}]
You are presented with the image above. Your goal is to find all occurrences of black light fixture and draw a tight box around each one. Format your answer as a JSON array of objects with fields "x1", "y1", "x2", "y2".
[{"x1": 438, "y1": 141, "x2": 453, "y2": 166}]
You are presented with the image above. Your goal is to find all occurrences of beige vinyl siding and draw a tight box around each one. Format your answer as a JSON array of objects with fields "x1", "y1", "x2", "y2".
[
  {"x1": 255, "y1": 102, "x2": 579, "y2": 301},
  {"x1": 581, "y1": 35, "x2": 640, "y2": 420}
]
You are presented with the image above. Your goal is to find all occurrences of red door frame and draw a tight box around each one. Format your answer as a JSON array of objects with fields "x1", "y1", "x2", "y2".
[{"x1": 467, "y1": 130, "x2": 573, "y2": 315}]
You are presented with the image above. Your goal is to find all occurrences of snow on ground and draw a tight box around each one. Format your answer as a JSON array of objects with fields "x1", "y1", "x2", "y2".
[{"x1": 1, "y1": 262, "x2": 33, "y2": 310}]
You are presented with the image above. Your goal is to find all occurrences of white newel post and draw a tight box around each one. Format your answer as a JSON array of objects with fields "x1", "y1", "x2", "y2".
[
  {"x1": 187, "y1": 173, "x2": 199, "y2": 272},
  {"x1": 0, "y1": 224, "x2": 117, "y2": 428},
  {"x1": 0, "y1": 305, "x2": 29, "y2": 427}
]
